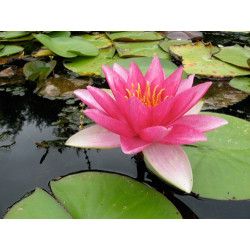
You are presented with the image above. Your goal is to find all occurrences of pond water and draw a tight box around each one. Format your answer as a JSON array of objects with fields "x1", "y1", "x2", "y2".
[{"x1": 0, "y1": 80, "x2": 249, "y2": 219}]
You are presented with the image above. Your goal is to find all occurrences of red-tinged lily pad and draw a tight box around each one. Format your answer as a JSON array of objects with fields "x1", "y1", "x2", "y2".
[
  {"x1": 114, "y1": 41, "x2": 171, "y2": 59},
  {"x1": 214, "y1": 44, "x2": 250, "y2": 69},
  {"x1": 169, "y1": 42, "x2": 250, "y2": 78},
  {"x1": 107, "y1": 31, "x2": 163, "y2": 41},
  {"x1": 183, "y1": 112, "x2": 250, "y2": 200},
  {"x1": 229, "y1": 77, "x2": 250, "y2": 93},
  {"x1": 4, "y1": 172, "x2": 182, "y2": 219}
]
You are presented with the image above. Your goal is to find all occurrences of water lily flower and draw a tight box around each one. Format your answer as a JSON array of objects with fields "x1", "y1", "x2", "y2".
[{"x1": 66, "y1": 56, "x2": 228, "y2": 193}]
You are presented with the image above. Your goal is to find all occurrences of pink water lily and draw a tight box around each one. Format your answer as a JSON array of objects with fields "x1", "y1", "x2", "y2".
[{"x1": 66, "y1": 56, "x2": 228, "y2": 193}]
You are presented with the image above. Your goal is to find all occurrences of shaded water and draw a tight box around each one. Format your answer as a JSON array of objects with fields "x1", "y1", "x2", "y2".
[{"x1": 0, "y1": 85, "x2": 250, "y2": 219}]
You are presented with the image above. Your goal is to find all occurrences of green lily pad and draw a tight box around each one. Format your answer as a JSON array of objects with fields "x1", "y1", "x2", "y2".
[
  {"x1": 159, "y1": 39, "x2": 191, "y2": 52},
  {"x1": 0, "y1": 45, "x2": 4, "y2": 50},
  {"x1": 114, "y1": 41, "x2": 171, "y2": 59},
  {"x1": 64, "y1": 46, "x2": 118, "y2": 76},
  {"x1": 107, "y1": 31, "x2": 163, "y2": 41},
  {"x1": 4, "y1": 188, "x2": 72, "y2": 219},
  {"x1": 214, "y1": 44, "x2": 250, "y2": 69},
  {"x1": 229, "y1": 77, "x2": 250, "y2": 93},
  {"x1": 0, "y1": 31, "x2": 30, "y2": 40},
  {"x1": 0, "y1": 45, "x2": 24, "y2": 58},
  {"x1": 23, "y1": 60, "x2": 57, "y2": 81},
  {"x1": 79, "y1": 34, "x2": 113, "y2": 49},
  {"x1": 4, "y1": 172, "x2": 181, "y2": 219},
  {"x1": 103, "y1": 57, "x2": 188, "y2": 79},
  {"x1": 169, "y1": 42, "x2": 250, "y2": 78},
  {"x1": 183, "y1": 112, "x2": 250, "y2": 200},
  {"x1": 33, "y1": 34, "x2": 99, "y2": 58},
  {"x1": 46, "y1": 31, "x2": 71, "y2": 38}
]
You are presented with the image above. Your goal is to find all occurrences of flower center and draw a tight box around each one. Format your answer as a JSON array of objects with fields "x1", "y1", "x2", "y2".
[{"x1": 125, "y1": 82, "x2": 168, "y2": 107}]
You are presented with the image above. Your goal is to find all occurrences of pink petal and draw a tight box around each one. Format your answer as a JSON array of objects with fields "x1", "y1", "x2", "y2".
[
  {"x1": 127, "y1": 61, "x2": 146, "y2": 93},
  {"x1": 65, "y1": 125, "x2": 121, "y2": 149},
  {"x1": 172, "y1": 114, "x2": 228, "y2": 132},
  {"x1": 143, "y1": 143, "x2": 193, "y2": 193},
  {"x1": 162, "y1": 82, "x2": 212, "y2": 125},
  {"x1": 139, "y1": 126, "x2": 169, "y2": 142},
  {"x1": 145, "y1": 56, "x2": 164, "y2": 84},
  {"x1": 102, "y1": 65, "x2": 127, "y2": 95},
  {"x1": 74, "y1": 89, "x2": 104, "y2": 112},
  {"x1": 126, "y1": 97, "x2": 152, "y2": 133},
  {"x1": 185, "y1": 100, "x2": 204, "y2": 115},
  {"x1": 160, "y1": 124, "x2": 207, "y2": 145},
  {"x1": 113, "y1": 63, "x2": 128, "y2": 82},
  {"x1": 176, "y1": 74, "x2": 195, "y2": 95},
  {"x1": 162, "y1": 67, "x2": 183, "y2": 97},
  {"x1": 87, "y1": 86, "x2": 122, "y2": 120},
  {"x1": 84, "y1": 109, "x2": 135, "y2": 137},
  {"x1": 120, "y1": 136, "x2": 150, "y2": 154}
]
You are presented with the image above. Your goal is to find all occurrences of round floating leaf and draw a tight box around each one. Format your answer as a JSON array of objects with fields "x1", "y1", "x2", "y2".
[
  {"x1": 169, "y1": 42, "x2": 250, "y2": 78},
  {"x1": 104, "y1": 57, "x2": 188, "y2": 79},
  {"x1": 159, "y1": 39, "x2": 191, "y2": 53},
  {"x1": 46, "y1": 31, "x2": 71, "y2": 38},
  {"x1": 33, "y1": 34, "x2": 99, "y2": 58},
  {"x1": 183, "y1": 112, "x2": 250, "y2": 200},
  {"x1": 23, "y1": 60, "x2": 57, "y2": 81},
  {"x1": 0, "y1": 45, "x2": 24, "y2": 58},
  {"x1": 64, "y1": 46, "x2": 118, "y2": 76},
  {"x1": 229, "y1": 77, "x2": 250, "y2": 93},
  {"x1": 0, "y1": 31, "x2": 30, "y2": 40},
  {"x1": 214, "y1": 44, "x2": 250, "y2": 69},
  {"x1": 0, "y1": 45, "x2": 4, "y2": 50},
  {"x1": 107, "y1": 31, "x2": 163, "y2": 41},
  {"x1": 4, "y1": 188, "x2": 72, "y2": 219},
  {"x1": 32, "y1": 49, "x2": 55, "y2": 57},
  {"x1": 79, "y1": 34, "x2": 113, "y2": 49},
  {"x1": 114, "y1": 41, "x2": 171, "y2": 59},
  {"x1": 50, "y1": 172, "x2": 181, "y2": 219}
]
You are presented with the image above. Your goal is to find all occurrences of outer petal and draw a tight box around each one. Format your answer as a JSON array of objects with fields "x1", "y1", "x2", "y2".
[
  {"x1": 127, "y1": 62, "x2": 146, "y2": 92},
  {"x1": 176, "y1": 74, "x2": 195, "y2": 95},
  {"x1": 160, "y1": 124, "x2": 207, "y2": 145},
  {"x1": 185, "y1": 99, "x2": 204, "y2": 115},
  {"x1": 172, "y1": 114, "x2": 228, "y2": 133},
  {"x1": 143, "y1": 143, "x2": 193, "y2": 193},
  {"x1": 139, "y1": 126, "x2": 169, "y2": 142},
  {"x1": 120, "y1": 136, "x2": 151, "y2": 154},
  {"x1": 65, "y1": 125, "x2": 121, "y2": 149},
  {"x1": 87, "y1": 86, "x2": 122, "y2": 120},
  {"x1": 84, "y1": 109, "x2": 135, "y2": 137},
  {"x1": 74, "y1": 89, "x2": 104, "y2": 111},
  {"x1": 113, "y1": 63, "x2": 128, "y2": 82},
  {"x1": 145, "y1": 56, "x2": 164, "y2": 84}
]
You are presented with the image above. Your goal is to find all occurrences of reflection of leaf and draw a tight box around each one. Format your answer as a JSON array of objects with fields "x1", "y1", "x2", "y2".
[
  {"x1": 183, "y1": 112, "x2": 250, "y2": 200},
  {"x1": 33, "y1": 34, "x2": 99, "y2": 58},
  {"x1": 0, "y1": 141, "x2": 16, "y2": 150},
  {"x1": 169, "y1": 42, "x2": 250, "y2": 77},
  {"x1": 23, "y1": 60, "x2": 57, "y2": 81},
  {"x1": 64, "y1": 46, "x2": 118, "y2": 76},
  {"x1": 214, "y1": 44, "x2": 250, "y2": 69},
  {"x1": 107, "y1": 31, "x2": 163, "y2": 41},
  {"x1": 4, "y1": 172, "x2": 181, "y2": 219},
  {"x1": 229, "y1": 77, "x2": 250, "y2": 93},
  {"x1": 0, "y1": 52, "x2": 24, "y2": 65},
  {"x1": 114, "y1": 41, "x2": 170, "y2": 59},
  {"x1": 0, "y1": 45, "x2": 24, "y2": 58},
  {"x1": 0, "y1": 131, "x2": 12, "y2": 141}
]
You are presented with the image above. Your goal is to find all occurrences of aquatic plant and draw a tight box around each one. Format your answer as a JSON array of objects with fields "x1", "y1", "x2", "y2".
[{"x1": 66, "y1": 56, "x2": 228, "y2": 193}]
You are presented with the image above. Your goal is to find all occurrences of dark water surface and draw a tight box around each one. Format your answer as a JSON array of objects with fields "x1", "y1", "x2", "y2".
[{"x1": 0, "y1": 86, "x2": 250, "y2": 219}]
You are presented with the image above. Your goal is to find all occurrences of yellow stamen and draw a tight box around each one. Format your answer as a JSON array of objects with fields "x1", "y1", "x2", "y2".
[{"x1": 126, "y1": 88, "x2": 132, "y2": 98}]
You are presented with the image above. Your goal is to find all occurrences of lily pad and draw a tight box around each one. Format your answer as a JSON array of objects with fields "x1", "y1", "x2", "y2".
[
  {"x1": 229, "y1": 77, "x2": 250, "y2": 93},
  {"x1": 0, "y1": 45, "x2": 4, "y2": 50},
  {"x1": 23, "y1": 60, "x2": 57, "y2": 81},
  {"x1": 33, "y1": 34, "x2": 99, "y2": 58},
  {"x1": 4, "y1": 172, "x2": 181, "y2": 219},
  {"x1": 107, "y1": 31, "x2": 163, "y2": 41},
  {"x1": 104, "y1": 57, "x2": 188, "y2": 79},
  {"x1": 4, "y1": 188, "x2": 72, "y2": 219},
  {"x1": 183, "y1": 112, "x2": 250, "y2": 200},
  {"x1": 0, "y1": 31, "x2": 30, "y2": 40},
  {"x1": 32, "y1": 49, "x2": 55, "y2": 57},
  {"x1": 169, "y1": 42, "x2": 250, "y2": 78},
  {"x1": 46, "y1": 31, "x2": 71, "y2": 38},
  {"x1": 34, "y1": 75, "x2": 91, "y2": 99},
  {"x1": 159, "y1": 39, "x2": 191, "y2": 53},
  {"x1": 64, "y1": 46, "x2": 118, "y2": 76},
  {"x1": 0, "y1": 45, "x2": 24, "y2": 58},
  {"x1": 214, "y1": 44, "x2": 250, "y2": 69},
  {"x1": 114, "y1": 41, "x2": 171, "y2": 59},
  {"x1": 79, "y1": 34, "x2": 113, "y2": 49}
]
